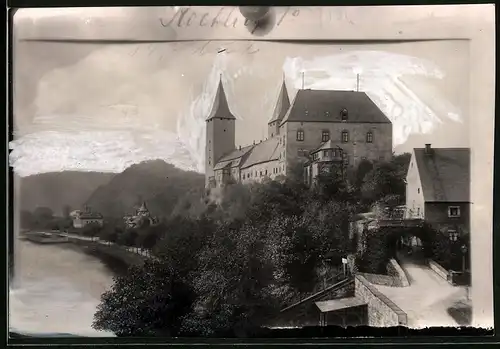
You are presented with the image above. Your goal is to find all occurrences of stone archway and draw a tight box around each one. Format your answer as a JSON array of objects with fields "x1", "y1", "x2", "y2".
[{"x1": 383, "y1": 223, "x2": 435, "y2": 265}]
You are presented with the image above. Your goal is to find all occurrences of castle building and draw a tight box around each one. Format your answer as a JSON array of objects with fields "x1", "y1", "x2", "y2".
[
  {"x1": 205, "y1": 76, "x2": 393, "y2": 188},
  {"x1": 123, "y1": 201, "x2": 158, "y2": 229}
]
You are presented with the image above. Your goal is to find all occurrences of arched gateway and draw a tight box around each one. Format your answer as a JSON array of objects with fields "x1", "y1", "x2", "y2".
[{"x1": 352, "y1": 217, "x2": 437, "y2": 272}]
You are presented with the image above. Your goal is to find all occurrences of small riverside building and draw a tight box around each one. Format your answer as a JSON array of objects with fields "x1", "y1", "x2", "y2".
[{"x1": 71, "y1": 206, "x2": 104, "y2": 228}]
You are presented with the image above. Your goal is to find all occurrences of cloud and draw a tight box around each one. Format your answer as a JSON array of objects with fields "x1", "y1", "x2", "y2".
[
  {"x1": 283, "y1": 50, "x2": 462, "y2": 146},
  {"x1": 9, "y1": 53, "x2": 232, "y2": 177}
]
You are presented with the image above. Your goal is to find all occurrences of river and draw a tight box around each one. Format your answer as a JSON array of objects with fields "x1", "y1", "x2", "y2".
[{"x1": 9, "y1": 239, "x2": 117, "y2": 336}]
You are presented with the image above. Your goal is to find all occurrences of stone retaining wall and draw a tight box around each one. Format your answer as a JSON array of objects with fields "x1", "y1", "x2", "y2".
[
  {"x1": 355, "y1": 275, "x2": 407, "y2": 327},
  {"x1": 358, "y1": 272, "x2": 398, "y2": 287},
  {"x1": 387, "y1": 259, "x2": 410, "y2": 287},
  {"x1": 67, "y1": 237, "x2": 145, "y2": 267},
  {"x1": 428, "y1": 259, "x2": 449, "y2": 280}
]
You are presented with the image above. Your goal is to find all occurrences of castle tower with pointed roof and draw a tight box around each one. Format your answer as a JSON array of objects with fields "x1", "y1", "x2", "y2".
[
  {"x1": 205, "y1": 75, "x2": 237, "y2": 188},
  {"x1": 268, "y1": 77, "x2": 290, "y2": 138},
  {"x1": 204, "y1": 72, "x2": 393, "y2": 190}
]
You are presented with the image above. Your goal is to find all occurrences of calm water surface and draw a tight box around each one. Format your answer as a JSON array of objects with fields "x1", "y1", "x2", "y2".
[{"x1": 9, "y1": 239, "x2": 116, "y2": 336}]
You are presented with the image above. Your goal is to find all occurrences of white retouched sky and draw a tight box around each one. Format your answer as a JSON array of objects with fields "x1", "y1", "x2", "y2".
[{"x1": 10, "y1": 7, "x2": 470, "y2": 177}]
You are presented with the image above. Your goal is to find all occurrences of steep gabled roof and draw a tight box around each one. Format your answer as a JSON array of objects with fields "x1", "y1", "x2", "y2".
[
  {"x1": 206, "y1": 77, "x2": 236, "y2": 121},
  {"x1": 79, "y1": 212, "x2": 103, "y2": 219},
  {"x1": 310, "y1": 140, "x2": 343, "y2": 154},
  {"x1": 280, "y1": 89, "x2": 391, "y2": 126},
  {"x1": 213, "y1": 145, "x2": 254, "y2": 170},
  {"x1": 240, "y1": 138, "x2": 280, "y2": 169},
  {"x1": 413, "y1": 147, "x2": 470, "y2": 203},
  {"x1": 268, "y1": 79, "x2": 291, "y2": 124}
]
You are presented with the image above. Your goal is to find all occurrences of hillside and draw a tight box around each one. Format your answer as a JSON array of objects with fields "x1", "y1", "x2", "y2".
[
  {"x1": 16, "y1": 171, "x2": 116, "y2": 216},
  {"x1": 84, "y1": 160, "x2": 205, "y2": 219}
]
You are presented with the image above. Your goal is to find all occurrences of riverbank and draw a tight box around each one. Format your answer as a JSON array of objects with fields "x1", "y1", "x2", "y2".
[{"x1": 22, "y1": 238, "x2": 130, "y2": 278}]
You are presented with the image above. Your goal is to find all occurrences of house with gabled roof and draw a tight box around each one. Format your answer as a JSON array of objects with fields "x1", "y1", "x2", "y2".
[
  {"x1": 205, "y1": 75, "x2": 393, "y2": 188},
  {"x1": 72, "y1": 205, "x2": 104, "y2": 229},
  {"x1": 405, "y1": 144, "x2": 470, "y2": 236}
]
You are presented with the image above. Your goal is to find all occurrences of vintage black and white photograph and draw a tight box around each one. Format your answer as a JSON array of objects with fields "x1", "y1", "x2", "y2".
[{"x1": 8, "y1": 5, "x2": 495, "y2": 338}]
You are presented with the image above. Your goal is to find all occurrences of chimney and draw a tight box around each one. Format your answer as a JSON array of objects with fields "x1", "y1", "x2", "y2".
[
  {"x1": 239, "y1": 145, "x2": 241, "y2": 150},
  {"x1": 253, "y1": 140, "x2": 255, "y2": 145},
  {"x1": 425, "y1": 144, "x2": 432, "y2": 154}
]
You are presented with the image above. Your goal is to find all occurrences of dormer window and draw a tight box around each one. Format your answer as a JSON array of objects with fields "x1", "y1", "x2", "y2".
[
  {"x1": 340, "y1": 108, "x2": 348, "y2": 121},
  {"x1": 305, "y1": 110, "x2": 309, "y2": 116},
  {"x1": 341, "y1": 130, "x2": 349, "y2": 143},
  {"x1": 366, "y1": 131, "x2": 373, "y2": 143},
  {"x1": 325, "y1": 111, "x2": 330, "y2": 117},
  {"x1": 297, "y1": 129, "x2": 305, "y2": 141}
]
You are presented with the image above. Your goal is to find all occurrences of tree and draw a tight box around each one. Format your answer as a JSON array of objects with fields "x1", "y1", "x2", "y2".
[
  {"x1": 98, "y1": 225, "x2": 119, "y2": 244},
  {"x1": 19, "y1": 210, "x2": 35, "y2": 229},
  {"x1": 32, "y1": 207, "x2": 54, "y2": 229},
  {"x1": 82, "y1": 223, "x2": 101, "y2": 240},
  {"x1": 182, "y1": 220, "x2": 281, "y2": 336},
  {"x1": 119, "y1": 229, "x2": 138, "y2": 247},
  {"x1": 93, "y1": 260, "x2": 196, "y2": 337},
  {"x1": 62, "y1": 205, "x2": 72, "y2": 218}
]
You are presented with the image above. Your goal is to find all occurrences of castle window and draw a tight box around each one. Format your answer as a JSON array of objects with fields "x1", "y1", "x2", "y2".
[
  {"x1": 283, "y1": 136, "x2": 286, "y2": 145},
  {"x1": 224, "y1": 129, "x2": 226, "y2": 132},
  {"x1": 341, "y1": 130, "x2": 349, "y2": 143},
  {"x1": 366, "y1": 131, "x2": 373, "y2": 143},
  {"x1": 340, "y1": 108, "x2": 348, "y2": 121},
  {"x1": 325, "y1": 111, "x2": 330, "y2": 117},
  {"x1": 323, "y1": 150, "x2": 328, "y2": 157},
  {"x1": 297, "y1": 129, "x2": 305, "y2": 141},
  {"x1": 321, "y1": 130, "x2": 330, "y2": 142},
  {"x1": 265, "y1": 169, "x2": 268, "y2": 175}
]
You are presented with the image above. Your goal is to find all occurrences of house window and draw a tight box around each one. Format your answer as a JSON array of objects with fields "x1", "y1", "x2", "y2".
[
  {"x1": 417, "y1": 207, "x2": 420, "y2": 216},
  {"x1": 323, "y1": 150, "x2": 328, "y2": 157},
  {"x1": 448, "y1": 206, "x2": 461, "y2": 218},
  {"x1": 417, "y1": 188, "x2": 420, "y2": 194},
  {"x1": 325, "y1": 111, "x2": 330, "y2": 117},
  {"x1": 340, "y1": 108, "x2": 348, "y2": 121},
  {"x1": 297, "y1": 129, "x2": 305, "y2": 141},
  {"x1": 341, "y1": 130, "x2": 349, "y2": 143},
  {"x1": 265, "y1": 169, "x2": 268, "y2": 175},
  {"x1": 322, "y1": 130, "x2": 330, "y2": 142},
  {"x1": 448, "y1": 230, "x2": 459, "y2": 241},
  {"x1": 366, "y1": 131, "x2": 373, "y2": 143}
]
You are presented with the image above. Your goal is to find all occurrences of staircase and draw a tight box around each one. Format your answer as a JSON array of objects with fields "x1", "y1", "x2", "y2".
[{"x1": 280, "y1": 272, "x2": 354, "y2": 313}]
